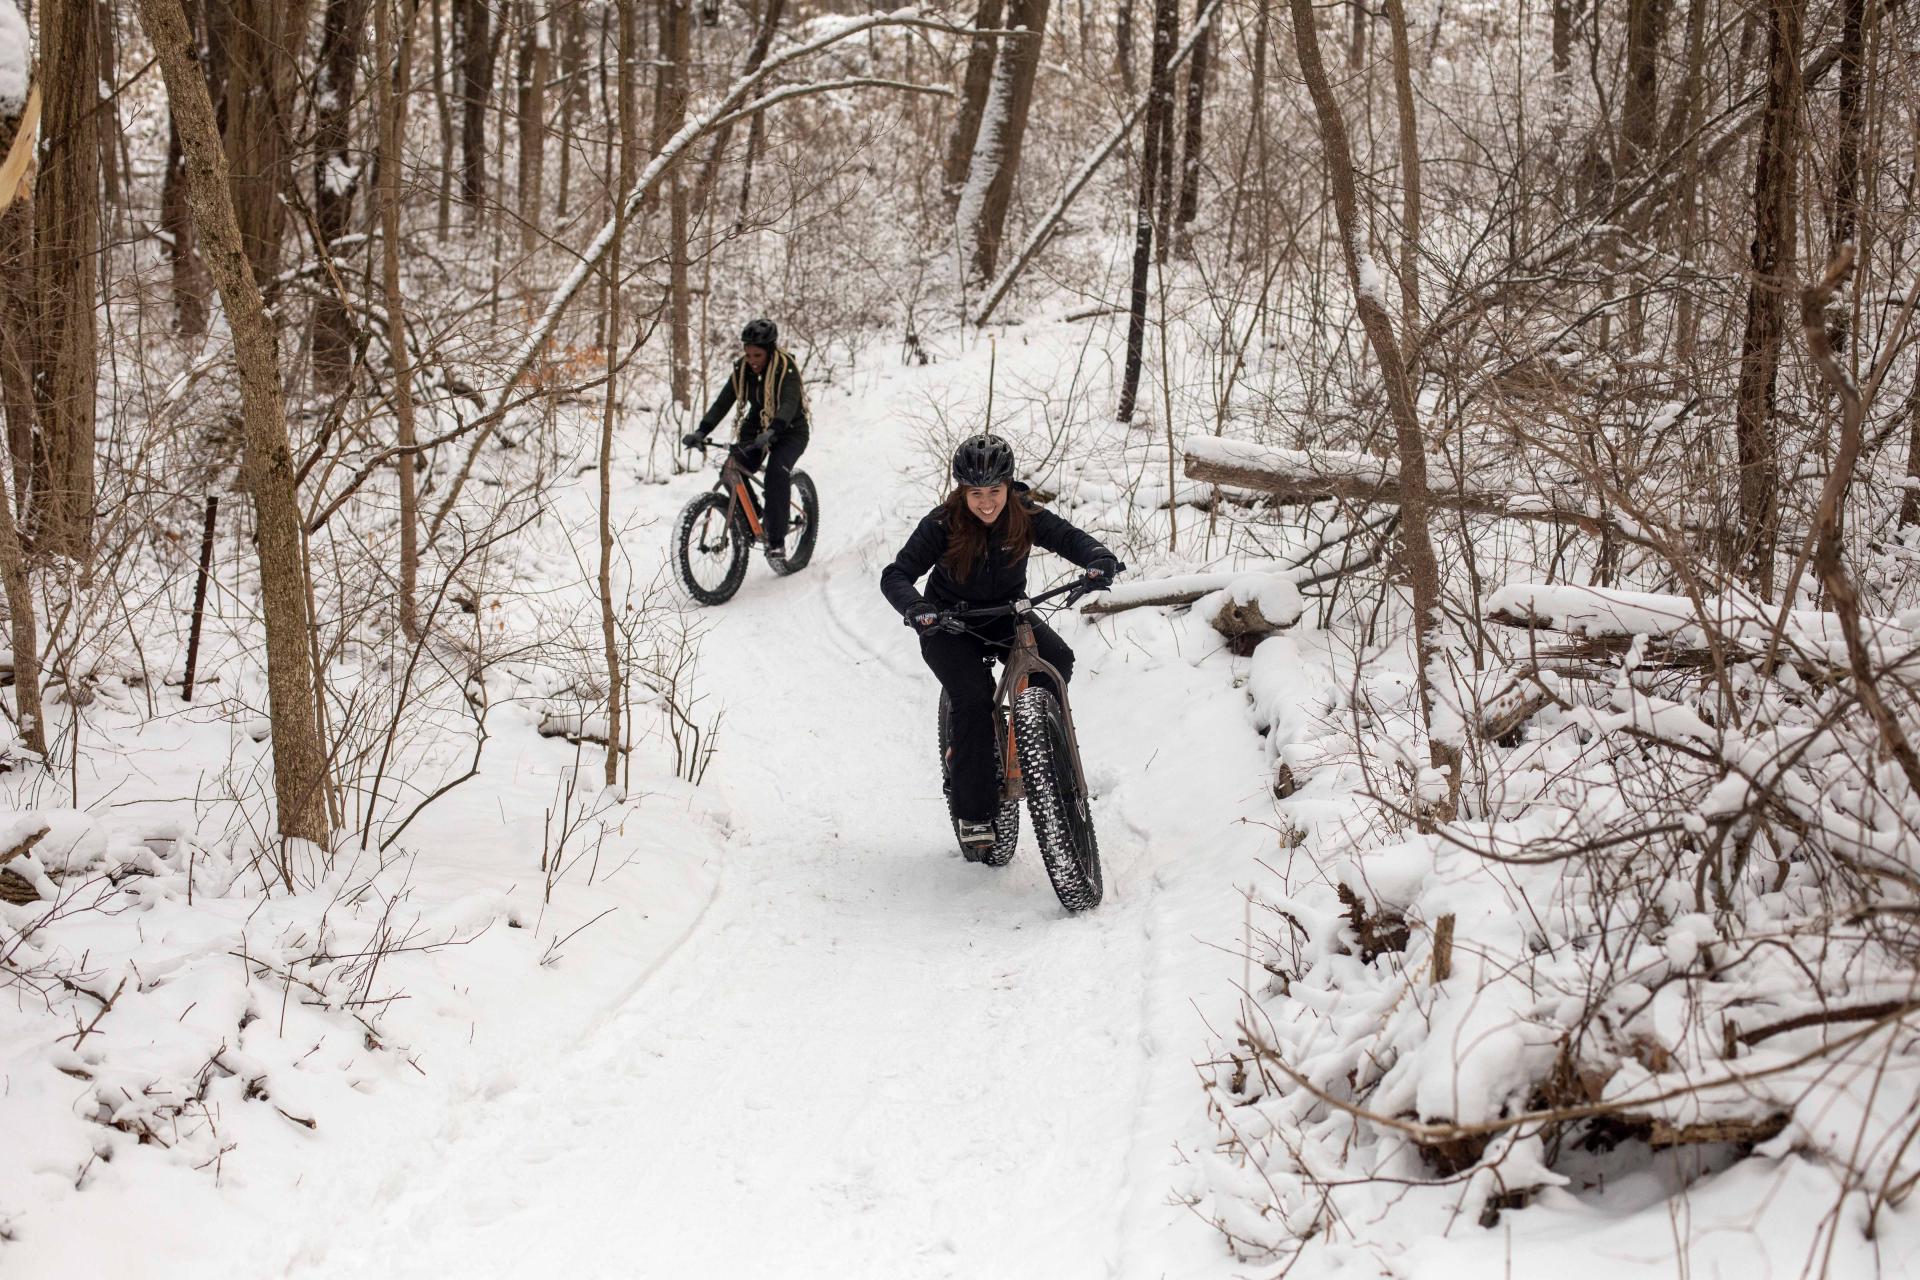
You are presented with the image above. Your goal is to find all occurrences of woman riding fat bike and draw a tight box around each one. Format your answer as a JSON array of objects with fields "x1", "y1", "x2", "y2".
[
  {"x1": 681, "y1": 317, "x2": 809, "y2": 571},
  {"x1": 879, "y1": 433, "x2": 1120, "y2": 851}
]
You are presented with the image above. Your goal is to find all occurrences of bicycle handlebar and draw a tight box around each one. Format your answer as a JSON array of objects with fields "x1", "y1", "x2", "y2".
[{"x1": 938, "y1": 562, "x2": 1129, "y2": 624}]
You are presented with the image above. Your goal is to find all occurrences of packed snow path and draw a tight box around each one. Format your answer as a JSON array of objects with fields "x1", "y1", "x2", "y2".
[{"x1": 308, "y1": 351, "x2": 1270, "y2": 1279}]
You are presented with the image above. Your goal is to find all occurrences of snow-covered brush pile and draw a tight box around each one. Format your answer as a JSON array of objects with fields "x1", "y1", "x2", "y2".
[
  {"x1": 0, "y1": 809, "x2": 497, "y2": 1237},
  {"x1": 1189, "y1": 580, "x2": 1920, "y2": 1271}
]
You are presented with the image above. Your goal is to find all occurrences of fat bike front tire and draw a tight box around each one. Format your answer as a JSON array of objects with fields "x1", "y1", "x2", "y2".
[
  {"x1": 937, "y1": 690, "x2": 1020, "y2": 867},
  {"x1": 674, "y1": 492, "x2": 749, "y2": 606},
  {"x1": 1012, "y1": 687, "x2": 1103, "y2": 912}
]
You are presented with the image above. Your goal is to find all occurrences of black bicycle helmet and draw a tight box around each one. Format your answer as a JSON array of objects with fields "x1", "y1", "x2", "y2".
[
  {"x1": 741, "y1": 317, "x2": 778, "y2": 349},
  {"x1": 951, "y1": 433, "x2": 1016, "y2": 487}
]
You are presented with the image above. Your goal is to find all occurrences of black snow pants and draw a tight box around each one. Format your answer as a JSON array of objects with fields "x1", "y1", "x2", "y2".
[
  {"x1": 921, "y1": 614, "x2": 1074, "y2": 822},
  {"x1": 743, "y1": 422, "x2": 809, "y2": 548}
]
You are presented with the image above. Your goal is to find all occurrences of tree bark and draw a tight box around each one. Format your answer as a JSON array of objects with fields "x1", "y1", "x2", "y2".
[
  {"x1": 600, "y1": 0, "x2": 639, "y2": 788},
  {"x1": 656, "y1": 0, "x2": 692, "y2": 405},
  {"x1": 431, "y1": 0, "x2": 454, "y2": 235},
  {"x1": 1385, "y1": 0, "x2": 1421, "y2": 342},
  {"x1": 0, "y1": 83, "x2": 45, "y2": 759},
  {"x1": 1620, "y1": 0, "x2": 1670, "y2": 179},
  {"x1": 1731, "y1": 0, "x2": 1802, "y2": 599},
  {"x1": 375, "y1": 0, "x2": 420, "y2": 641},
  {"x1": 311, "y1": 0, "x2": 368, "y2": 389},
  {"x1": 1115, "y1": 0, "x2": 1177, "y2": 422},
  {"x1": 943, "y1": 0, "x2": 1003, "y2": 203},
  {"x1": 516, "y1": 2, "x2": 550, "y2": 251},
  {"x1": 1827, "y1": 0, "x2": 1866, "y2": 352},
  {"x1": 1171, "y1": 0, "x2": 1208, "y2": 258},
  {"x1": 1115, "y1": 0, "x2": 1135, "y2": 95},
  {"x1": 959, "y1": 0, "x2": 1049, "y2": 282},
  {"x1": 218, "y1": 0, "x2": 312, "y2": 285},
  {"x1": 555, "y1": 0, "x2": 585, "y2": 217},
  {"x1": 138, "y1": 0, "x2": 333, "y2": 849},
  {"x1": 1288, "y1": 0, "x2": 1459, "y2": 820},
  {"x1": 32, "y1": 0, "x2": 101, "y2": 565},
  {"x1": 456, "y1": 0, "x2": 495, "y2": 215}
]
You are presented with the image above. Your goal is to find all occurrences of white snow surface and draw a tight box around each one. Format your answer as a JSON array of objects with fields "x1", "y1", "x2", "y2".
[
  {"x1": 9, "y1": 306, "x2": 1919, "y2": 1280},
  {"x1": 0, "y1": 0, "x2": 27, "y2": 116}
]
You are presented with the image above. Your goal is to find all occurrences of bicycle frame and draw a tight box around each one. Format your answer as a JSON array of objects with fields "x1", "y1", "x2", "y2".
[{"x1": 716, "y1": 451, "x2": 766, "y2": 541}]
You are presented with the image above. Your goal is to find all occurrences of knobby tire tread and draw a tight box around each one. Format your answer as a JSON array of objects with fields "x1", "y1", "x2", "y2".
[
  {"x1": 937, "y1": 690, "x2": 1019, "y2": 866},
  {"x1": 674, "y1": 492, "x2": 749, "y2": 606},
  {"x1": 1012, "y1": 687, "x2": 1103, "y2": 912}
]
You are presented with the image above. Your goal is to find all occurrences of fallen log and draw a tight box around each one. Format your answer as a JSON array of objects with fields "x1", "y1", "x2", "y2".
[{"x1": 1183, "y1": 438, "x2": 1606, "y2": 531}]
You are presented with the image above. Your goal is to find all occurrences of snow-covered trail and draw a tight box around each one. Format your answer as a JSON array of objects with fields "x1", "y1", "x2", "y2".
[{"x1": 300, "y1": 343, "x2": 1270, "y2": 1279}]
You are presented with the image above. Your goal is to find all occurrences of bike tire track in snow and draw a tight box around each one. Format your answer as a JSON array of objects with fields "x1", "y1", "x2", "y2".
[{"x1": 297, "y1": 338, "x2": 1275, "y2": 1279}]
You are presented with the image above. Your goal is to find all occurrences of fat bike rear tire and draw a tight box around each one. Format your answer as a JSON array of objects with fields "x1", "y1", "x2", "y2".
[
  {"x1": 937, "y1": 690, "x2": 1020, "y2": 867},
  {"x1": 1012, "y1": 687, "x2": 1103, "y2": 912},
  {"x1": 769, "y1": 472, "x2": 820, "y2": 575}
]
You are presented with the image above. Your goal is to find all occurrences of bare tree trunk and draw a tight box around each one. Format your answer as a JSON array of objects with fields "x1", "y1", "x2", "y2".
[
  {"x1": 375, "y1": 0, "x2": 420, "y2": 641},
  {"x1": 1288, "y1": 0, "x2": 1458, "y2": 821},
  {"x1": 1116, "y1": 0, "x2": 1177, "y2": 422},
  {"x1": 517, "y1": 2, "x2": 550, "y2": 251},
  {"x1": 1385, "y1": 0, "x2": 1421, "y2": 341},
  {"x1": 33, "y1": 0, "x2": 102, "y2": 565},
  {"x1": 0, "y1": 83, "x2": 45, "y2": 759},
  {"x1": 1827, "y1": 0, "x2": 1866, "y2": 353},
  {"x1": 556, "y1": 0, "x2": 585, "y2": 217},
  {"x1": 654, "y1": 0, "x2": 691, "y2": 405},
  {"x1": 1731, "y1": 0, "x2": 1803, "y2": 599},
  {"x1": 1348, "y1": 0, "x2": 1366, "y2": 68},
  {"x1": 960, "y1": 0, "x2": 1050, "y2": 282},
  {"x1": 600, "y1": 0, "x2": 639, "y2": 788},
  {"x1": 1549, "y1": 0, "x2": 1572, "y2": 201},
  {"x1": 1620, "y1": 0, "x2": 1669, "y2": 179},
  {"x1": 138, "y1": 0, "x2": 333, "y2": 850},
  {"x1": 220, "y1": 0, "x2": 313, "y2": 285},
  {"x1": 1114, "y1": 0, "x2": 1135, "y2": 94},
  {"x1": 96, "y1": 1, "x2": 123, "y2": 231},
  {"x1": 0, "y1": 84, "x2": 37, "y2": 513},
  {"x1": 694, "y1": 0, "x2": 783, "y2": 213},
  {"x1": 1171, "y1": 0, "x2": 1208, "y2": 258},
  {"x1": 432, "y1": 0, "x2": 455, "y2": 235},
  {"x1": 943, "y1": 0, "x2": 1004, "y2": 203},
  {"x1": 456, "y1": 0, "x2": 494, "y2": 216},
  {"x1": 164, "y1": 112, "x2": 210, "y2": 333},
  {"x1": 311, "y1": 0, "x2": 368, "y2": 389}
]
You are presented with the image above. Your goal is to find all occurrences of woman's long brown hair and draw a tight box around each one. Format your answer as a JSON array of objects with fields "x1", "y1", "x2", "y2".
[{"x1": 940, "y1": 486, "x2": 1032, "y2": 580}]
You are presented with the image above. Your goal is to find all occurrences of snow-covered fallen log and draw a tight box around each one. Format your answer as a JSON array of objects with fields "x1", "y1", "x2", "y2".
[
  {"x1": 1182, "y1": 437, "x2": 1602, "y2": 528},
  {"x1": 1485, "y1": 581, "x2": 1920, "y2": 670},
  {"x1": 1082, "y1": 570, "x2": 1304, "y2": 651}
]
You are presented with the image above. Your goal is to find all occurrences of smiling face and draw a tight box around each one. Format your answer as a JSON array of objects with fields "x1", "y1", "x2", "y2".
[
  {"x1": 964, "y1": 483, "x2": 1008, "y2": 525},
  {"x1": 743, "y1": 345, "x2": 771, "y2": 373}
]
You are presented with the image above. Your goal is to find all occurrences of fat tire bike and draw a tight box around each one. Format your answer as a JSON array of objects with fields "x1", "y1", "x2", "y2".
[
  {"x1": 673, "y1": 434, "x2": 819, "y2": 606},
  {"x1": 930, "y1": 570, "x2": 1123, "y2": 913}
]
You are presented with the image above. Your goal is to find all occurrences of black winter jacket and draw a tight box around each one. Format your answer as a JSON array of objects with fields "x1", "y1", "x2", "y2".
[
  {"x1": 695, "y1": 350, "x2": 808, "y2": 440},
  {"x1": 880, "y1": 487, "x2": 1120, "y2": 618}
]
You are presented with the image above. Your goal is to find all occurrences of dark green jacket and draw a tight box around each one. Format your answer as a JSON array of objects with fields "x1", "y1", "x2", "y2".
[{"x1": 695, "y1": 347, "x2": 808, "y2": 439}]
